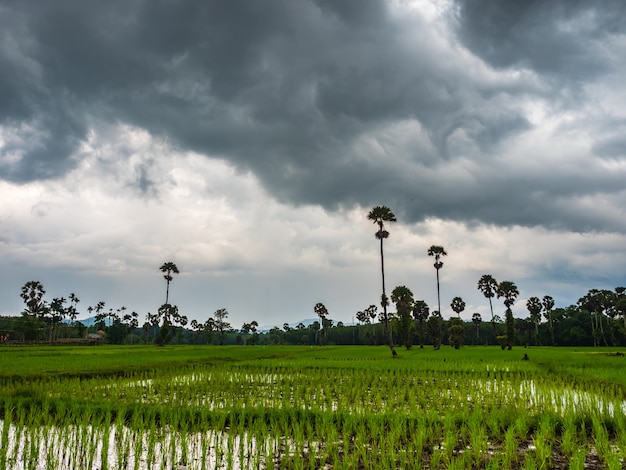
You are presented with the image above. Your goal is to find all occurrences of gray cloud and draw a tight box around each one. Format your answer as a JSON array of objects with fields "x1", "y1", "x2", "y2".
[{"x1": 1, "y1": 0, "x2": 625, "y2": 234}]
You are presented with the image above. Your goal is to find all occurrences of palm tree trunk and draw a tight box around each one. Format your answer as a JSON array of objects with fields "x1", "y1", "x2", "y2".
[
  {"x1": 598, "y1": 313, "x2": 608, "y2": 346},
  {"x1": 590, "y1": 312, "x2": 597, "y2": 347},
  {"x1": 436, "y1": 268, "x2": 441, "y2": 316},
  {"x1": 380, "y1": 237, "x2": 397, "y2": 357}
]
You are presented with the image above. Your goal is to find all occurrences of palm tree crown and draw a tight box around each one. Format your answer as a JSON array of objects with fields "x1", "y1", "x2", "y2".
[
  {"x1": 497, "y1": 281, "x2": 519, "y2": 309},
  {"x1": 450, "y1": 296, "x2": 466, "y2": 318},
  {"x1": 368, "y1": 205, "x2": 397, "y2": 239}
]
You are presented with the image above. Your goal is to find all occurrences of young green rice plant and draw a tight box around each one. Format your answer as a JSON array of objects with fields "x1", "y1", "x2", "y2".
[
  {"x1": 615, "y1": 411, "x2": 626, "y2": 461},
  {"x1": 467, "y1": 414, "x2": 488, "y2": 467},
  {"x1": 591, "y1": 415, "x2": 617, "y2": 468},
  {"x1": 567, "y1": 447, "x2": 588, "y2": 470},
  {"x1": 502, "y1": 426, "x2": 519, "y2": 469},
  {"x1": 530, "y1": 418, "x2": 555, "y2": 470}
]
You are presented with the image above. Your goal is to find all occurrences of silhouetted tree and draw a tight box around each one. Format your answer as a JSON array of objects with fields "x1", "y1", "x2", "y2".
[
  {"x1": 159, "y1": 261, "x2": 179, "y2": 305},
  {"x1": 391, "y1": 285, "x2": 414, "y2": 350},
  {"x1": 367, "y1": 205, "x2": 398, "y2": 357},
  {"x1": 428, "y1": 246, "x2": 447, "y2": 318},
  {"x1": 497, "y1": 281, "x2": 519, "y2": 350},
  {"x1": 478, "y1": 274, "x2": 498, "y2": 336}
]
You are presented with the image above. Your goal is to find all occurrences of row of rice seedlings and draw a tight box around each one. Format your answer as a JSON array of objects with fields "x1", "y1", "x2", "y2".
[
  {"x1": 37, "y1": 361, "x2": 622, "y2": 423},
  {"x1": 1, "y1": 405, "x2": 623, "y2": 468}
]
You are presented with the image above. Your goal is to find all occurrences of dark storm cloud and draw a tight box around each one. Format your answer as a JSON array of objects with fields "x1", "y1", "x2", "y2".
[
  {"x1": 455, "y1": 0, "x2": 626, "y2": 80},
  {"x1": 1, "y1": 0, "x2": 625, "y2": 232}
]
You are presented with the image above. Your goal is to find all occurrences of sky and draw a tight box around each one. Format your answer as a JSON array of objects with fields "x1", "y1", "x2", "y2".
[{"x1": 1, "y1": 0, "x2": 625, "y2": 329}]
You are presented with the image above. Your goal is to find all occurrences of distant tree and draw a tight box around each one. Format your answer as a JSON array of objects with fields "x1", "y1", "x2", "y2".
[
  {"x1": 67, "y1": 293, "x2": 80, "y2": 324},
  {"x1": 448, "y1": 317, "x2": 465, "y2": 349},
  {"x1": 496, "y1": 281, "x2": 519, "y2": 350},
  {"x1": 356, "y1": 305, "x2": 378, "y2": 325},
  {"x1": 309, "y1": 321, "x2": 321, "y2": 345},
  {"x1": 367, "y1": 205, "x2": 398, "y2": 357},
  {"x1": 542, "y1": 295, "x2": 556, "y2": 346},
  {"x1": 248, "y1": 320, "x2": 259, "y2": 345},
  {"x1": 203, "y1": 317, "x2": 216, "y2": 344},
  {"x1": 212, "y1": 308, "x2": 232, "y2": 345},
  {"x1": 20, "y1": 281, "x2": 47, "y2": 316},
  {"x1": 526, "y1": 296, "x2": 543, "y2": 345},
  {"x1": 427, "y1": 311, "x2": 443, "y2": 350},
  {"x1": 314, "y1": 302, "x2": 329, "y2": 345},
  {"x1": 48, "y1": 297, "x2": 67, "y2": 342},
  {"x1": 472, "y1": 313, "x2": 482, "y2": 343},
  {"x1": 477, "y1": 274, "x2": 498, "y2": 336},
  {"x1": 615, "y1": 287, "x2": 626, "y2": 346},
  {"x1": 412, "y1": 300, "x2": 430, "y2": 348},
  {"x1": 268, "y1": 326, "x2": 283, "y2": 344},
  {"x1": 241, "y1": 320, "x2": 259, "y2": 346},
  {"x1": 578, "y1": 289, "x2": 610, "y2": 347},
  {"x1": 450, "y1": 296, "x2": 466, "y2": 318},
  {"x1": 321, "y1": 317, "x2": 334, "y2": 342},
  {"x1": 391, "y1": 285, "x2": 415, "y2": 350},
  {"x1": 108, "y1": 316, "x2": 129, "y2": 344},
  {"x1": 128, "y1": 311, "x2": 139, "y2": 343},
  {"x1": 159, "y1": 261, "x2": 179, "y2": 305},
  {"x1": 93, "y1": 301, "x2": 107, "y2": 331},
  {"x1": 428, "y1": 246, "x2": 447, "y2": 318},
  {"x1": 155, "y1": 303, "x2": 179, "y2": 346},
  {"x1": 241, "y1": 322, "x2": 253, "y2": 345}
]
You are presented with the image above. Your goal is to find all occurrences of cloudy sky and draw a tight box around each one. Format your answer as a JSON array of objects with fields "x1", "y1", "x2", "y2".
[{"x1": 1, "y1": 0, "x2": 625, "y2": 329}]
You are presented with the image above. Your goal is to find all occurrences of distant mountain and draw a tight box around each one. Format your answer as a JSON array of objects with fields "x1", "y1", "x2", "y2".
[{"x1": 70, "y1": 316, "x2": 112, "y2": 327}]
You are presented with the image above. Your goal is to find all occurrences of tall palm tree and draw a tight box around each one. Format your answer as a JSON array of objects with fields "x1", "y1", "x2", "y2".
[
  {"x1": 477, "y1": 274, "x2": 498, "y2": 335},
  {"x1": 367, "y1": 205, "x2": 398, "y2": 357},
  {"x1": 427, "y1": 245, "x2": 447, "y2": 317},
  {"x1": 496, "y1": 280, "x2": 519, "y2": 350},
  {"x1": 159, "y1": 261, "x2": 179, "y2": 305}
]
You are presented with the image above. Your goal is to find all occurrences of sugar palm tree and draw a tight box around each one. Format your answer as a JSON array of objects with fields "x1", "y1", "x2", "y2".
[
  {"x1": 20, "y1": 281, "x2": 47, "y2": 316},
  {"x1": 314, "y1": 302, "x2": 328, "y2": 345},
  {"x1": 477, "y1": 274, "x2": 498, "y2": 336},
  {"x1": 496, "y1": 280, "x2": 519, "y2": 350},
  {"x1": 159, "y1": 261, "x2": 179, "y2": 305},
  {"x1": 526, "y1": 296, "x2": 542, "y2": 345},
  {"x1": 427, "y1": 245, "x2": 447, "y2": 317},
  {"x1": 367, "y1": 205, "x2": 398, "y2": 357},
  {"x1": 450, "y1": 296, "x2": 466, "y2": 318}
]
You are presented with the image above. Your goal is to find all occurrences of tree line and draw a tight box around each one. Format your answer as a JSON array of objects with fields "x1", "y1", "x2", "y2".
[{"x1": 2, "y1": 206, "x2": 625, "y2": 348}]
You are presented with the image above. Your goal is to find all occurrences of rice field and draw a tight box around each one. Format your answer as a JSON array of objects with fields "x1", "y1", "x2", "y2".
[{"x1": 0, "y1": 345, "x2": 625, "y2": 469}]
